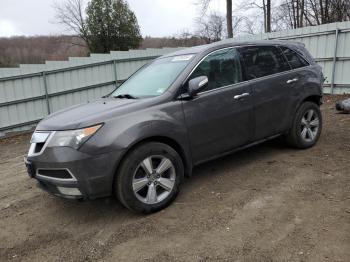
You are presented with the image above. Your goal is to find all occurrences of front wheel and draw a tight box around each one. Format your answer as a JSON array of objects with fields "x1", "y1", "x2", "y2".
[
  {"x1": 115, "y1": 142, "x2": 184, "y2": 213},
  {"x1": 286, "y1": 101, "x2": 322, "y2": 149}
]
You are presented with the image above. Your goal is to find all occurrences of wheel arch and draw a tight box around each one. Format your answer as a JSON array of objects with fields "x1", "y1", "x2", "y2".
[
  {"x1": 286, "y1": 93, "x2": 322, "y2": 134},
  {"x1": 302, "y1": 94, "x2": 322, "y2": 106},
  {"x1": 112, "y1": 135, "x2": 192, "y2": 195}
]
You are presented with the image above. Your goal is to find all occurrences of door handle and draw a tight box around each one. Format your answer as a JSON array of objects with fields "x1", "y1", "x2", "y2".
[
  {"x1": 234, "y1": 93, "x2": 250, "y2": 100},
  {"x1": 286, "y1": 78, "x2": 299, "y2": 84}
]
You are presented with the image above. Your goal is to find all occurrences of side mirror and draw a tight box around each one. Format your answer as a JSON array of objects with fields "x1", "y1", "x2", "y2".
[{"x1": 187, "y1": 76, "x2": 208, "y2": 97}]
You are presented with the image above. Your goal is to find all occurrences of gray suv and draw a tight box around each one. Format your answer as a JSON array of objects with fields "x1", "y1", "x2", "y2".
[{"x1": 25, "y1": 41, "x2": 323, "y2": 213}]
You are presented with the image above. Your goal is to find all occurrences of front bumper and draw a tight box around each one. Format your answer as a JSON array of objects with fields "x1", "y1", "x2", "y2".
[
  {"x1": 37, "y1": 179, "x2": 83, "y2": 200},
  {"x1": 25, "y1": 146, "x2": 122, "y2": 200}
]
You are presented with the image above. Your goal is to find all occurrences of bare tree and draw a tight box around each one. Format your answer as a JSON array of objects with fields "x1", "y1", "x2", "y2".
[
  {"x1": 238, "y1": 1, "x2": 271, "y2": 32},
  {"x1": 266, "y1": 0, "x2": 271, "y2": 32},
  {"x1": 240, "y1": 17, "x2": 256, "y2": 34},
  {"x1": 237, "y1": 0, "x2": 350, "y2": 32},
  {"x1": 196, "y1": 0, "x2": 234, "y2": 38},
  {"x1": 195, "y1": 12, "x2": 226, "y2": 43},
  {"x1": 277, "y1": 0, "x2": 350, "y2": 29},
  {"x1": 226, "y1": 0, "x2": 233, "y2": 37},
  {"x1": 175, "y1": 29, "x2": 198, "y2": 46},
  {"x1": 53, "y1": 0, "x2": 90, "y2": 48}
]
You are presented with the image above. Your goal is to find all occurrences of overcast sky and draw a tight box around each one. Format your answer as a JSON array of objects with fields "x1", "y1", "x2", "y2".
[{"x1": 0, "y1": 0, "x2": 227, "y2": 37}]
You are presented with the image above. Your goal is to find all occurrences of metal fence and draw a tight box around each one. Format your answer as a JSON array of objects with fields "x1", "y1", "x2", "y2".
[
  {"x1": 0, "y1": 48, "x2": 182, "y2": 136},
  {"x1": 1, "y1": 21, "x2": 350, "y2": 136}
]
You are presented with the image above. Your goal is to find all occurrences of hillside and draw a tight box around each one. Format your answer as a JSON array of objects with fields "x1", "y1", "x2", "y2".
[{"x1": 0, "y1": 35, "x2": 205, "y2": 67}]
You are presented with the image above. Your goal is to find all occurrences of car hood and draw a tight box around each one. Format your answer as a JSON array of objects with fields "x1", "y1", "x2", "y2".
[{"x1": 36, "y1": 98, "x2": 141, "y2": 131}]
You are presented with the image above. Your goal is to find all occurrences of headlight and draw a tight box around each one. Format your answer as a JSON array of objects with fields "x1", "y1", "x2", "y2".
[{"x1": 48, "y1": 124, "x2": 102, "y2": 149}]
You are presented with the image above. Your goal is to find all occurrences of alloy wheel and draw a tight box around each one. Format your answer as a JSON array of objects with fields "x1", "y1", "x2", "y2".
[
  {"x1": 132, "y1": 155, "x2": 176, "y2": 204},
  {"x1": 300, "y1": 109, "x2": 319, "y2": 143}
]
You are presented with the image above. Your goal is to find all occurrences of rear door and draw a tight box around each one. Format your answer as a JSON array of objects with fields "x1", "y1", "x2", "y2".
[
  {"x1": 181, "y1": 48, "x2": 254, "y2": 163},
  {"x1": 280, "y1": 45, "x2": 312, "y2": 95},
  {"x1": 238, "y1": 45, "x2": 296, "y2": 140}
]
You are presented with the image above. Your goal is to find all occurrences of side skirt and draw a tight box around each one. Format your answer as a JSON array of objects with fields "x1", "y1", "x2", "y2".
[{"x1": 194, "y1": 133, "x2": 282, "y2": 167}]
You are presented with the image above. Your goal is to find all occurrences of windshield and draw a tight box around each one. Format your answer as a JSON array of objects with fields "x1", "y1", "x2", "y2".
[{"x1": 111, "y1": 55, "x2": 194, "y2": 98}]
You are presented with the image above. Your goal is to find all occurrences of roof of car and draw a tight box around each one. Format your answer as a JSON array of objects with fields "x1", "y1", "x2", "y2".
[{"x1": 162, "y1": 40, "x2": 304, "y2": 58}]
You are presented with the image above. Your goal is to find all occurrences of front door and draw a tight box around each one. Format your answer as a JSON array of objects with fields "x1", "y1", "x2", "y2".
[{"x1": 181, "y1": 48, "x2": 254, "y2": 164}]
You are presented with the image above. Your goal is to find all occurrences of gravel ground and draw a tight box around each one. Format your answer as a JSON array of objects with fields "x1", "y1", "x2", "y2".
[{"x1": 0, "y1": 95, "x2": 349, "y2": 262}]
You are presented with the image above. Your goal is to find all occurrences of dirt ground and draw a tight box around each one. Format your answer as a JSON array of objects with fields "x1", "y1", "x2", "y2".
[{"x1": 0, "y1": 95, "x2": 349, "y2": 262}]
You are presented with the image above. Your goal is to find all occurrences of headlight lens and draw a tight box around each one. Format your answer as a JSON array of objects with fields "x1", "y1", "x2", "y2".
[{"x1": 48, "y1": 124, "x2": 102, "y2": 149}]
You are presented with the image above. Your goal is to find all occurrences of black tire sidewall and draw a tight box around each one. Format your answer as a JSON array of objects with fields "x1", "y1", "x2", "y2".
[
  {"x1": 290, "y1": 102, "x2": 322, "y2": 148},
  {"x1": 116, "y1": 142, "x2": 184, "y2": 213}
]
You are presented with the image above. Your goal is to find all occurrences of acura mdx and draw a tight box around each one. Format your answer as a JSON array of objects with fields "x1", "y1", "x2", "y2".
[{"x1": 25, "y1": 41, "x2": 323, "y2": 213}]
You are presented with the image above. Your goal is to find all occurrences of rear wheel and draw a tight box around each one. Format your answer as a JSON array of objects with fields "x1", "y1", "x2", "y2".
[
  {"x1": 115, "y1": 142, "x2": 184, "y2": 213},
  {"x1": 286, "y1": 101, "x2": 322, "y2": 148}
]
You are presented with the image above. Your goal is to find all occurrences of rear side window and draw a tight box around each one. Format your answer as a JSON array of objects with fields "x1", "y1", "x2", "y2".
[
  {"x1": 239, "y1": 46, "x2": 290, "y2": 80},
  {"x1": 189, "y1": 48, "x2": 242, "y2": 92},
  {"x1": 280, "y1": 46, "x2": 309, "y2": 69}
]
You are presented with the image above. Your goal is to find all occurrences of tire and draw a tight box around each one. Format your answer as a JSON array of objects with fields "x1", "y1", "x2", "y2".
[
  {"x1": 115, "y1": 142, "x2": 184, "y2": 213},
  {"x1": 286, "y1": 101, "x2": 322, "y2": 149}
]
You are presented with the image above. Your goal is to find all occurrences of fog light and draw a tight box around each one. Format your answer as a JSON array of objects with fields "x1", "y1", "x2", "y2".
[{"x1": 57, "y1": 187, "x2": 82, "y2": 196}]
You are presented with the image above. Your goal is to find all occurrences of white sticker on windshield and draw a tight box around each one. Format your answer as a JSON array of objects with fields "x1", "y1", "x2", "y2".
[{"x1": 172, "y1": 55, "x2": 193, "y2": 62}]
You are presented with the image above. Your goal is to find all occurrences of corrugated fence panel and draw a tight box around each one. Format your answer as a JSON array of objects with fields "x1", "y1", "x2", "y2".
[
  {"x1": 0, "y1": 48, "x2": 176, "y2": 135},
  {"x1": 1, "y1": 23, "x2": 350, "y2": 136},
  {"x1": 333, "y1": 27, "x2": 350, "y2": 94}
]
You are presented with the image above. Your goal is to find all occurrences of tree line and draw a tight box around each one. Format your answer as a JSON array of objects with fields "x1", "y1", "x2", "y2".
[
  {"x1": 0, "y1": 35, "x2": 206, "y2": 67},
  {"x1": 1, "y1": 0, "x2": 350, "y2": 67},
  {"x1": 0, "y1": 36, "x2": 88, "y2": 67},
  {"x1": 195, "y1": 0, "x2": 350, "y2": 42}
]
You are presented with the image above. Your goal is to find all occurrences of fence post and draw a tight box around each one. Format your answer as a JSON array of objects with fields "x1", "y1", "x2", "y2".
[
  {"x1": 113, "y1": 59, "x2": 118, "y2": 88},
  {"x1": 42, "y1": 71, "x2": 51, "y2": 114},
  {"x1": 331, "y1": 28, "x2": 340, "y2": 94}
]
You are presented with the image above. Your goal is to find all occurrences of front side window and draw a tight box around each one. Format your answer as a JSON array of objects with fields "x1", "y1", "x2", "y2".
[
  {"x1": 239, "y1": 46, "x2": 290, "y2": 80},
  {"x1": 112, "y1": 55, "x2": 194, "y2": 98},
  {"x1": 280, "y1": 46, "x2": 309, "y2": 69},
  {"x1": 188, "y1": 48, "x2": 242, "y2": 92}
]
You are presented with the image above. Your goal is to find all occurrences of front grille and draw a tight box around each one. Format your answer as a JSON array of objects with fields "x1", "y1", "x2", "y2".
[{"x1": 37, "y1": 169, "x2": 73, "y2": 180}]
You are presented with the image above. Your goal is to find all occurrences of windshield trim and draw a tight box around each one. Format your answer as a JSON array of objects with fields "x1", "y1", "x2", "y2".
[{"x1": 110, "y1": 54, "x2": 195, "y2": 98}]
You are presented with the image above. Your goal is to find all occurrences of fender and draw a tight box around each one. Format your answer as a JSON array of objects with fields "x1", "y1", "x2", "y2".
[
  {"x1": 287, "y1": 66, "x2": 323, "y2": 129},
  {"x1": 81, "y1": 101, "x2": 192, "y2": 175}
]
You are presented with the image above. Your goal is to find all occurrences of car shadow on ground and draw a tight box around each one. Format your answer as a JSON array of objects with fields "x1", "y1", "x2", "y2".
[
  {"x1": 47, "y1": 137, "x2": 291, "y2": 219},
  {"x1": 191, "y1": 137, "x2": 290, "y2": 180}
]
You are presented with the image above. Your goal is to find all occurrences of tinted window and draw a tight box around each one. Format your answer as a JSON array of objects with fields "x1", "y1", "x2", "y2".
[
  {"x1": 189, "y1": 48, "x2": 242, "y2": 92},
  {"x1": 239, "y1": 46, "x2": 290, "y2": 80},
  {"x1": 280, "y1": 46, "x2": 309, "y2": 69}
]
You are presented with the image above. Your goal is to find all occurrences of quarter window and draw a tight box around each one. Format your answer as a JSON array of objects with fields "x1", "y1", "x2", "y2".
[
  {"x1": 280, "y1": 46, "x2": 309, "y2": 69},
  {"x1": 239, "y1": 46, "x2": 290, "y2": 80},
  {"x1": 189, "y1": 48, "x2": 242, "y2": 92}
]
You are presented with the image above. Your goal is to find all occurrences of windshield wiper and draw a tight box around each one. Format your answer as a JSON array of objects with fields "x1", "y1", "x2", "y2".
[{"x1": 112, "y1": 94, "x2": 138, "y2": 99}]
